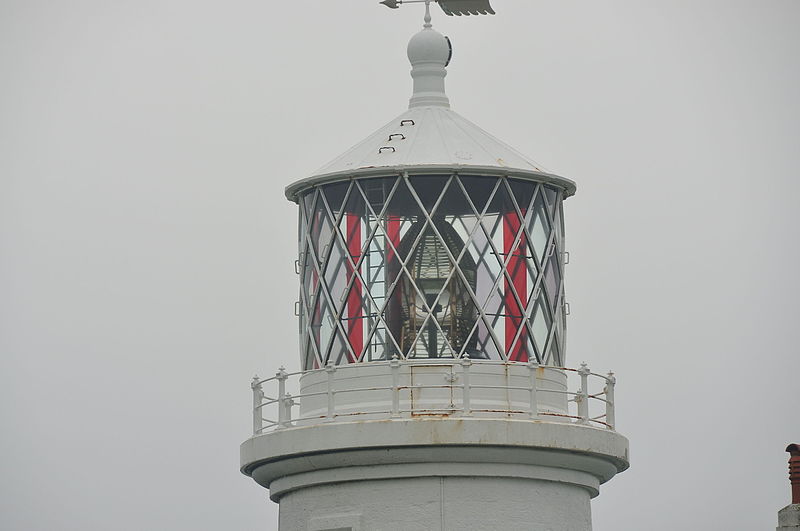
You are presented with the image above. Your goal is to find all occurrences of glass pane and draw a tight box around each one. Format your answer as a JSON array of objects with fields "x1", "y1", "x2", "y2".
[
  {"x1": 328, "y1": 328, "x2": 353, "y2": 365},
  {"x1": 321, "y1": 181, "x2": 351, "y2": 221},
  {"x1": 350, "y1": 180, "x2": 382, "y2": 236},
  {"x1": 310, "y1": 203, "x2": 335, "y2": 267},
  {"x1": 434, "y1": 275, "x2": 478, "y2": 358},
  {"x1": 543, "y1": 252, "x2": 561, "y2": 312},
  {"x1": 302, "y1": 333, "x2": 319, "y2": 371},
  {"x1": 529, "y1": 204, "x2": 550, "y2": 263},
  {"x1": 508, "y1": 179, "x2": 536, "y2": 217},
  {"x1": 407, "y1": 175, "x2": 449, "y2": 212},
  {"x1": 435, "y1": 181, "x2": 475, "y2": 258},
  {"x1": 397, "y1": 222, "x2": 458, "y2": 358},
  {"x1": 302, "y1": 188, "x2": 317, "y2": 224},
  {"x1": 358, "y1": 177, "x2": 396, "y2": 211},
  {"x1": 458, "y1": 175, "x2": 496, "y2": 214},
  {"x1": 300, "y1": 242, "x2": 318, "y2": 315},
  {"x1": 462, "y1": 317, "x2": 501, "y2": 360},
  {"x1": 552, "y1": 191, "x2": 564, "y2": 247},
  {"x1": 310, "y1": 294, "x2": 336, "y2": 365},
  {"x1": 543, "y1": 186, "x2": 557, "y2": 216},
  {"x1": 323, "y1": 235, "x2": 349, "y2": 308},
  {"x1": 546, "y1": 330, "x2": 561, "y2": 366},
  {"x1": 298, "y1": 176, "x2": 568, "y2": 366},
  {"x1": 530, "y1": 294, "x2": 551, "y2": 356}
]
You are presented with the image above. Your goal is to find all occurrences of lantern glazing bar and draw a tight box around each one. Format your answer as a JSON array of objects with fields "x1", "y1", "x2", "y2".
[
  {"x1": 401, "y1": 174, "x2": 496, "y2": 358},
  {"x1": 395, "y1": 174, "x2": 474, "y2": 357},
  {"x1": 502, "y1": 179, "x2": 564, "y2": 363},
  {"x1": 400, "y1": 179, "x2": 492, "y2": 357},
  {"x1": 318, "y1": 180, "x2": 406, "y2": 361},
  {"x1": 457, "y1": 176, "x2": 540, "y2": 361},
  {"x1": 457, "y1": 179, "x2": 530, "y2": 359},
  {"x1": 500, "y1": 179, "x2": 546, "y2": 360},
  {"x1": 303, "y1": 216, "x2": 360, "y2": 365},
  {"x1": 354, "y1": 176, "x2": 458, "y2": 358},
  {"x1": 297, "y1": 172, "x2": 566, "y2": 365}
]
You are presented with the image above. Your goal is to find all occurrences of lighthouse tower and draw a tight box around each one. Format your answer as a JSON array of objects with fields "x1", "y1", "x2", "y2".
[{"x1": 241, "y1": 5, "x2": 629, "y2": 530}]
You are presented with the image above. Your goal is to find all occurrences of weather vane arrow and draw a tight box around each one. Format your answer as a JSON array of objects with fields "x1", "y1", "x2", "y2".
[{"x1": 380, "y1": 0, "x2": 495, "y2": 16}]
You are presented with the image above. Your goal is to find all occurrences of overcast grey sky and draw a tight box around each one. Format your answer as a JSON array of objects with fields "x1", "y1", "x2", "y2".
[{"x1": 1, "y1": 1, "x2": 798, "y2": 530}]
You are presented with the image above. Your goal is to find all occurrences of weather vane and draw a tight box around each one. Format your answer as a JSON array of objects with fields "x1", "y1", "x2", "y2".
[{"x1": 380, "y1": 0, "x2": 495, "y2": 17}]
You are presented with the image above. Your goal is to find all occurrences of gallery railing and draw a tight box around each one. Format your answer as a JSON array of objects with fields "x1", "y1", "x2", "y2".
[{"x1": 250, "y1": 359, "x2": 616, "y2": 435}]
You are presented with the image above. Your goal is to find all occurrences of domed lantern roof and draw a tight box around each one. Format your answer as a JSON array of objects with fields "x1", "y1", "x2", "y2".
[
  {"x1": 285, "y1": 20, "x2": 575, "y2": 201},
  {"x1": 290, "y1": 8, "x2": 574, "y2": 371}
]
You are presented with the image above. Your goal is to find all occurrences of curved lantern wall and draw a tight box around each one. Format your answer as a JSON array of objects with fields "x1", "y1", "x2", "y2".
[{"x1": 297, "y1": 173, "x2": 566, "y2": 369}]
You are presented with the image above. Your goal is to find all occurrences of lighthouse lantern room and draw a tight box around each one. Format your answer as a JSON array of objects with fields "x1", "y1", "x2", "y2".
[{"x1": 241, "y1": 4, "x2": 629, "y2": 530}]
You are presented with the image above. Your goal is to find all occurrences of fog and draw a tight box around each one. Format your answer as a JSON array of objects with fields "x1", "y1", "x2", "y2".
[{"x1": 1, "y1": 1, "x2": 798, "y2": 529}]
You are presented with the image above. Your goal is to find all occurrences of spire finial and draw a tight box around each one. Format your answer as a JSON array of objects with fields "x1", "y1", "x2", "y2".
[
  {"x1": 406, "y1": 16, "x2": 451, "y2": 108},
  {"x1": 424, "y1": 0, "x2": 432, "y2": 27}
]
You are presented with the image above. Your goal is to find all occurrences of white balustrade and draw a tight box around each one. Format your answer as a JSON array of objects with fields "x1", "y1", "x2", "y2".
[{"x1": 251, "y1": 360, "x2": 617, "y2": 435}]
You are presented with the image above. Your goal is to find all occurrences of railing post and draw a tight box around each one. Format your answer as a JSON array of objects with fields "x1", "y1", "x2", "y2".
[
  {"x1": 461, "y1": 357, "x2": 472, "y2": 416},
  {"x1": 605, "y1": 371, "x2": 616, "y2": 430},
  {"x1": 577, "y1": 362, "x2": 590, "y2": 424},
  {"x1": 528, "y1": 360, "x2": 539, "y2": 419},
  {"x1": 390, "y1": 355, "x2": 401, "y2": 417},
  {"x1": 251, "y1": 375, "x2": 263, "y2": 435},
  {"x1": 276, "y1": 366, "x2": 288, "y2": 428},
  {"x1": 283, "y1": 393, "x2": 294, "y2": 427},
  {"x1": 326, "y1": 361, "x2": 336, "y2": 421}
]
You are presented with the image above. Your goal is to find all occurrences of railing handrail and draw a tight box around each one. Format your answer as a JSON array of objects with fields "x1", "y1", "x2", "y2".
[
  {"x1": 250, "y1": 359, "x2": 617, "y2": 435},
  {"x1": 253, "y1": 360, "x2": 616, "y2": 387}
]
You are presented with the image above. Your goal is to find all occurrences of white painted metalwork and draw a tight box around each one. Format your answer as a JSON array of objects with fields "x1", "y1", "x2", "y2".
[
  {"x1": 407, "y1": 10, "x2": 450, "y2": 108},
  {"x1": 380, "y1": 0, "x2": 495, "y2": 17},
  {"x1": 285, "y1": 17, "x2": 575, "y2": 201},
  {"x1": 288, "y1": 107, "x2": 574, "y2": 200},
  {"x1": 438, "y1": 0, "x2": 495, "y2": 16},
  {"x1": 250, "y1": 360, "x2": 616, "y2": 435},
  {"x1": 242, "y1": 10, "x2": 630, "y2": 531}
]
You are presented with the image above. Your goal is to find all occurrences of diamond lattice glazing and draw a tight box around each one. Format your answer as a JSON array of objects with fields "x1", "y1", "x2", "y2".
[{"x1": 297, "y1": 174, "x2": 566, "y2": 369}]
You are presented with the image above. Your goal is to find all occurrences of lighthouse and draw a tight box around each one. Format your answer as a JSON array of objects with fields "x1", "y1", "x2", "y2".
[{"x1": 240, "y1": 2, "x2": 629, "y2": 529}]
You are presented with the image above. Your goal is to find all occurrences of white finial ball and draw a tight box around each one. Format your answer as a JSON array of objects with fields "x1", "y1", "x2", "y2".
[{"x1": 407, "y1": 27, "x2": 451, "y2": 67}]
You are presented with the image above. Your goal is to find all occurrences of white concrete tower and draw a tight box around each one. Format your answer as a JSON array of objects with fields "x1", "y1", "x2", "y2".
[{"x1": 241, "y1": 4, "x2": 629, "y2": 530}]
